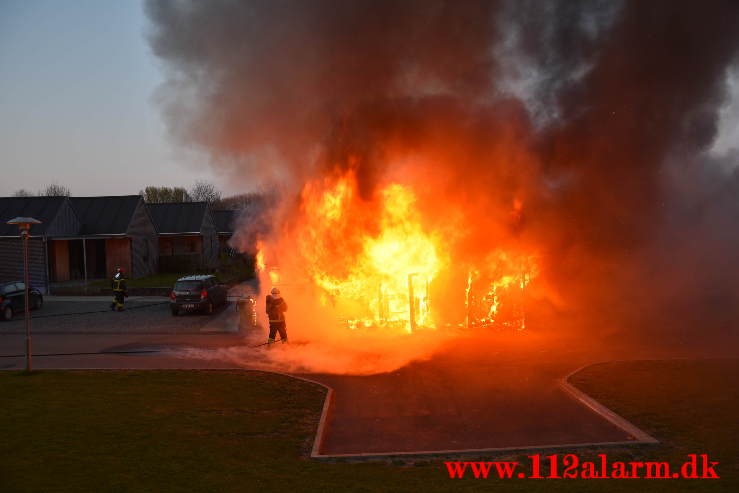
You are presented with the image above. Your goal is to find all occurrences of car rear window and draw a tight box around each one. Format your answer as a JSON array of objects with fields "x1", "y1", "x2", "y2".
[{"x1": 174, "y1": 281, "x2": 203, "y2": 291}]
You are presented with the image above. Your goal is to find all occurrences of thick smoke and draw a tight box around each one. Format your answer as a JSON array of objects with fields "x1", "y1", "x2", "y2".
[{"x1": 147, "y1": 0, "x2": 739, "y2": 369}]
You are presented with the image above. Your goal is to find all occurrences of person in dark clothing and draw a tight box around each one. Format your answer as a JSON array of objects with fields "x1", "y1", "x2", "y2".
[
  {"x1": 110, "y1": 267, "x2": 127, "y2": 312},
  {"x1": 266, "y1": 287, "x2": 288, "y2": 344}
]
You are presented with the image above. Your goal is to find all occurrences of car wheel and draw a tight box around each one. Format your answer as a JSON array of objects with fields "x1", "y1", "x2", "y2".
[
  {"x1": 32, "y1": 296, "x2": 43, "y2": 310},
  {"x1": 2, "y1": 306, "x2": 12, "y2": 321},
  {"x1": 171, "y1": 307, "x2": 179, "y2": 316}
]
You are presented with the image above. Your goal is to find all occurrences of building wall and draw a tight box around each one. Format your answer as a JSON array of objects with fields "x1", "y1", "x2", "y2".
[
  {"x1": 200, "y1": 210, "x2": 218, "y2": 269},
  {"x1": 218, "y1": 234, "x2": 233, "y2": 254},
  {"x1": 157, "y1": 235, "x2": 204, "y2": 273},
  {"x1": 49, "y1": 239, "x2": 70, "y2": 281},
  {"x1": 0, "y1": 237, "x2": 47, "y2": 293},
  {"x1": 159, "y1": 237, "x2": 173, "y2": 256},
  {"x1": 160, "y1": 236, "x2": 202, "y2": 255},
  {"x1": 105, "y1": 238, "x2": 131, "y2": 276},
  {"x1": 84, "y1": 238, "x2": 107, "y2": 279},
  {"x1": 126, "y1": 201, "x2": 158, "y2": 278}
]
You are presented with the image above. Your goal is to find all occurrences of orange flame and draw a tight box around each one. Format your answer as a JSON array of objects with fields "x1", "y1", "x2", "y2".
[
  {"x1": 466, "y1": 250, "x2": 537, "y2": 331},
  {"x1": 255, "y1": 241, "x2": 266, "y2": 271},
  {"x1": 260, "y1": 170, "x2": 538, "y2": 334},
  {"x1": 298, "y1": 174, "x2": 443, "y2": 332}
]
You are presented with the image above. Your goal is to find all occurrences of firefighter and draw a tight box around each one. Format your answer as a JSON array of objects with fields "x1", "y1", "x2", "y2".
[
  {"x1": 110, "y1": 267, "x2": 128, "y2": 312},
  {"x1": 266, "y1": 287, "x2": 288, "y2": 344}
]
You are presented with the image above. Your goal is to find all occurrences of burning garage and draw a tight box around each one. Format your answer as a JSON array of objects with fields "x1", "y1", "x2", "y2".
[{"x1": 254, "y1": 172, "x2": 539, "y2": 334}]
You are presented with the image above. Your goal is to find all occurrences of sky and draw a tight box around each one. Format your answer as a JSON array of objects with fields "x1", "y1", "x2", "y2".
[
  {"x1": 0, "y1": 0, "x2": 218, "y2": 197},
  {"x1": 1, "y1": 1, "x2": 737, "y2": 199}
]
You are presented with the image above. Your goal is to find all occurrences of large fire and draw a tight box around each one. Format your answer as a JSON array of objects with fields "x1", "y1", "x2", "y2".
[
  {"x1": 256, "y1": 170, "x2": 538, "y2": 334},
  {"x1": 301, "y1": 175, "x2": 441, "y2": 332}
]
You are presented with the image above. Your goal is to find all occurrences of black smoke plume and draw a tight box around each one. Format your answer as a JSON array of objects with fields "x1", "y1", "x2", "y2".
[{"x1": 147, "y1": 0, "x2": 739, "y2": 352}]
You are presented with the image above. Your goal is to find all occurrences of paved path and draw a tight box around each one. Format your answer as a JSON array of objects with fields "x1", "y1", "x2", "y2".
[{"x1": 305, "y1": 344, "x2": 633, "y2": 455}]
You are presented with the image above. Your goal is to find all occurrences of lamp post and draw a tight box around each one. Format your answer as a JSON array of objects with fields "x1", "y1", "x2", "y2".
[{"x1": 7, "y1": 217, "x2": 42, "y2": 372}]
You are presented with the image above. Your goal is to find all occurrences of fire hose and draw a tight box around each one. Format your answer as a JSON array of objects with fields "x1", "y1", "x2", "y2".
[{"x1": 251, "y1": 337, "x2": 285, "y2": 348}]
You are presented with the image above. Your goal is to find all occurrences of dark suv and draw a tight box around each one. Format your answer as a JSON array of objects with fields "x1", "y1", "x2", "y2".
[
  {"x1": 1, "y1": 281, "x2": 43, "y2": 321},
  {"x1": 170, "y1": 275, "x2": 227, "y2": 316}
]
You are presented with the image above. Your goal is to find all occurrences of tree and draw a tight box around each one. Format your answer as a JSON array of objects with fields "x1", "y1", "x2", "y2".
[
  {"x1": 190, "y1": 181, "x2": 222, "y2": 205},
  {"x1": 12, "y1": 189, "x2": 34, "y2": 197},
  {"x1": 216, "y1": 192, "x2": 264, "y2": 210},
  {"x1": 39, "y1": 183, "x2": 71, "y2": 196},
  {"x1": 140, "y1": 186, "x2": 191, "y2": 203}
]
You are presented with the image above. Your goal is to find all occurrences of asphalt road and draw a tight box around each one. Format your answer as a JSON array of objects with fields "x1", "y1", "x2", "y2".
[
  {"x1": 0, "y1": 295, "x2": 262, "y2": 369},
  {"x1": 0, "y1": 296, "x2": 237, "y2": 335}
]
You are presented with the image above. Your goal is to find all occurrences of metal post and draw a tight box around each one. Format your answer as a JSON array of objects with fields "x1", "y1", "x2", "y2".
[
  {"x1": 22, "y1": 229, "x2": 32, "y2": 371},
  {"x1": 82, "y1": 238, "x2": 88, "y2": 286},
  {"x1": 7, "y1": 217, "x2": 41, "y2": 371},
  {"x1": 465, "y1": 272, "x2": 472, "y2": 330},
  {"x1": 424, "y1": 278, "x2": 429, "y2": 325},
  {"x1": 43, "y1": 237, "x2": 51, "y2": 295},
  {"x1": 519, "y1": 273, "x2": 527, "y2": 331},
  {"x1": 378, "y1": 283, "x2": 384, "y2": 325},
  {"x1": 408, "y1": 273, "x2": 416, "y2": 333}
]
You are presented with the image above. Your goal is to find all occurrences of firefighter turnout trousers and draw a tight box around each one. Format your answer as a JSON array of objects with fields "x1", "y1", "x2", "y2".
[{"x1": 111, "y1": 278, "x2": 126, "y2": 311}]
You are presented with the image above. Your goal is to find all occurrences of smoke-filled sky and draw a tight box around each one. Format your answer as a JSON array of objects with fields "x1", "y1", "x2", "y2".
[
  {"x1": 1, "y1": 0, "x2": 738, "y2": 196},
  {"x1": 144, "y1": 0, "x2": 739, "y2": 357}
]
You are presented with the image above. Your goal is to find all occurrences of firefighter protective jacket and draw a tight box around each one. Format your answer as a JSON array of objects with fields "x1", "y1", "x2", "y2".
[
  {"x1": 112, "y1": 274, "x2": 127, "y2": 293},
  {"x1": 266, "y1": 295, "x2": 287, "y2": 323}
]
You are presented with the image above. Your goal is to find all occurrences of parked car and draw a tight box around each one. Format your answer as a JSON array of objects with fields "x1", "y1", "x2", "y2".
[
  {"x1": 169, "y1": 275, "x2": 228, "y2": 316},
  {"x1": 1, "y1": 281, "x2": 43, "y2": 321}
]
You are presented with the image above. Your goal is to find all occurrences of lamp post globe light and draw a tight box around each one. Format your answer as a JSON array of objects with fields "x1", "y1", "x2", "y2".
[{"x1": 6, "y1": 217, "x2": 42, "y2": 372}]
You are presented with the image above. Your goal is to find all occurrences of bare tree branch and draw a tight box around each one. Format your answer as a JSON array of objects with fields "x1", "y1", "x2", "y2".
[
  {"x1": 39, "y1": 184, "x2": 71, "y2": 196},
  {"x1": 190, "y1": 181, "x2": 221, "y2": 205}
]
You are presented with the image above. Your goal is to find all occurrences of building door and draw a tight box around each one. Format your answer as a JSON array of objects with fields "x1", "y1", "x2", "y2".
[
  {"x1": 48, "y1": 240, "x2": 70, "y2": 282},
  {"x1": 68, "y1": 240, "x2": 85, "y2": 280},
  {"x1": 85, "y1": 239, "x2": 107, "y2": 279}
]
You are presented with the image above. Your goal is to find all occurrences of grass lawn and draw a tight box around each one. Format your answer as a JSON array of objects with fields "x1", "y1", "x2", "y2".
[
  {"x1": 126, "y1": 272, "x2": 197, "y2": 288},
  {"x1": 1, "y1": 362, "x2": 737, "y2": 492},
  {"x1": 89, "y1": 263, "x2": 254, "y2": 288}
]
